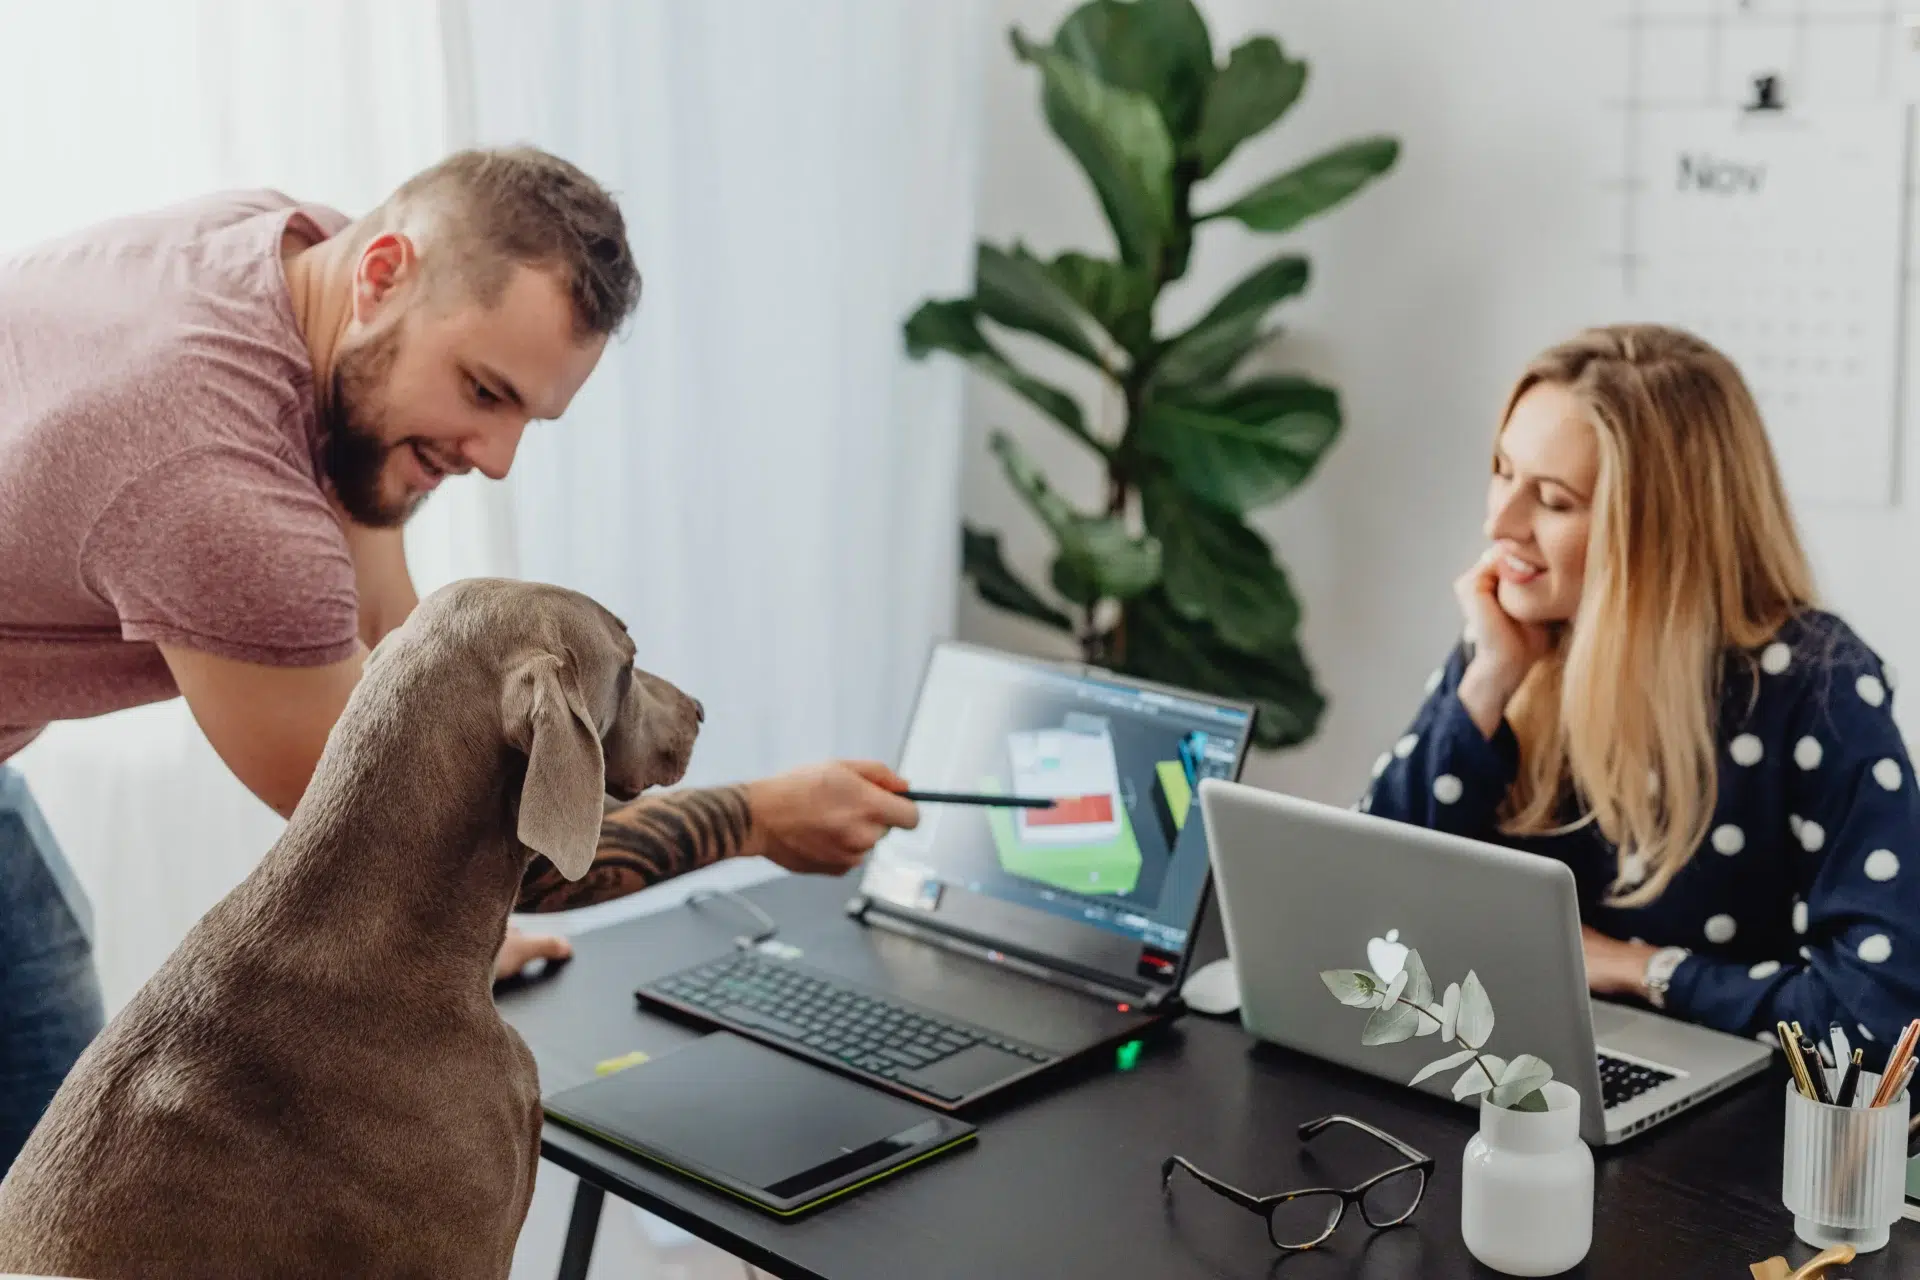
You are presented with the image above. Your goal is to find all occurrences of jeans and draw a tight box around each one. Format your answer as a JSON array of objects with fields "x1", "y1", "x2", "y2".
[{"x1": 0, "y1": 764, "x2": 105, "y2": 1175}]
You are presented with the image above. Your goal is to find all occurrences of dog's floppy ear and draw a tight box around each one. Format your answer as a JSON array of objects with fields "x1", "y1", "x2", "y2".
[{"x1": 503, "y1": 653, "x2": 604, "y2": 881}]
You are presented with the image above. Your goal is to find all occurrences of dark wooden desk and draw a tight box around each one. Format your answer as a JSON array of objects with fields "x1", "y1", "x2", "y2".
[{"x1": 496, "y1": 873, "x2": 1919, "y2": 1279}]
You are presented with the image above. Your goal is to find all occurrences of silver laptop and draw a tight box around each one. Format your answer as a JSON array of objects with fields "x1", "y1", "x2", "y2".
[{"x1": 1196, "y1": 779, "x2": 1771, "y2": 1145}]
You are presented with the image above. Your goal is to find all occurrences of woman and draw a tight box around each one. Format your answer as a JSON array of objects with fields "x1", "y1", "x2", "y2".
[{"x1": 1366, "y1": 324, "x2": 1920, "y2": 1063}]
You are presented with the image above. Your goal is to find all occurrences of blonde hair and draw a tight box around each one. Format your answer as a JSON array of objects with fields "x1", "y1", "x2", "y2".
[{"x1": 1496, "y1": 325, "x2": 1815, "y2": 907}]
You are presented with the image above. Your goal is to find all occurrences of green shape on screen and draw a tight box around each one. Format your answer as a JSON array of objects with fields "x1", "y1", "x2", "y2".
[
  {"x1": 976, "y1": 776, "x2": 1143, "y2": 895},
  {"x1": 1116, "y1": 1040, "x2": 1143, "y2": 1071},
  {"x1": 1155, "y1": 760, "x2": 1192, "y2": 831}
]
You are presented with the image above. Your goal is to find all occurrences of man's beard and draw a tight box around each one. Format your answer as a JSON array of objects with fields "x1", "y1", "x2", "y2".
[{"x1": 320, "y1": 326, "x2": 423, "y2": 529}]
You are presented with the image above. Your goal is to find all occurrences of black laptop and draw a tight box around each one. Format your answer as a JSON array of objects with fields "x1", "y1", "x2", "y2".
[{"x1": 636, "y1": 640, "x2": 1256, "y2": 1109}]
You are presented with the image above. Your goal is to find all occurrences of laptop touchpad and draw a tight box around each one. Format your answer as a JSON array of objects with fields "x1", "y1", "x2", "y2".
[{"x1": 895, "y1": 1044, "x2": 1032, "y2": 1102}]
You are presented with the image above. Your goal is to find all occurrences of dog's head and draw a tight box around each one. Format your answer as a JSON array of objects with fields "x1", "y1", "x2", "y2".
[{"x1": 407, "y1": 579, "x2": 704, "y2": 882}]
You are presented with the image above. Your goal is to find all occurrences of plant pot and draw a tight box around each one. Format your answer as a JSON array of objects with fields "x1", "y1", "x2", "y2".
[{"x1": 1460, "y1": 1080, "x2": 1594, "y2": 1276}]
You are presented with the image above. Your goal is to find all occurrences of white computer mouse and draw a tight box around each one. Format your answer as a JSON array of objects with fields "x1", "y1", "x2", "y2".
[{"x1": 1181, "y1": 957, "x2": 1240, "y2": 1017}]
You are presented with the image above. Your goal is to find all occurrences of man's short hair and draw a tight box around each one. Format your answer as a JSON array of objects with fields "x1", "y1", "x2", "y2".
[{"x1": 379, "y1": 146, "x2": 641, "y2": 338}]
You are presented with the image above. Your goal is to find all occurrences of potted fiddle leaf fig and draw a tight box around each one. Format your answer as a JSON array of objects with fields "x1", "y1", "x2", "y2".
[{"x1": 905, "y1": 0, "x2": 1399, "y2": 750}]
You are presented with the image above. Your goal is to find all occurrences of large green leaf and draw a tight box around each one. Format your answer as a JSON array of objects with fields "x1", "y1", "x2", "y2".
[
  {"x1": 990, "y1": 431, "x2": 1161, "y2": 604},
  {"x1": 961, "y1": 525, "x2": 1073, "y2": 632},
  {"x1": 1012, "y1": 30, "x2": 1176, "y2": 269},
  {"x1": 1053, "y1": 0, "x2": 1215, "y2": 141},
  {"x1": 975, "y1": 243, "x2": 1108, "y2": 370},
  {"x1": 1137, "y1": 377, "x2": 1341, "y2": 514},
  {"x1": 1045, "y1": 251, "x2": 1157, "y2": 357},
  {"x1": 1192, "y1": 37, "x2": 1307, "y2": 177},
  {"x1": 1119, "y1": 589, "x2": 1325, "y2": 749},
  {"x1": 1141, "y1": 473, "x2": 1300, "y2": 652},
  {"x1": 904, "y1": 299, "x2": 1097, "y2": 450},
  {"x1": 1202, "y1": 136, "x2": 1400, "y2": 233},
  {"x1": 1153, "y1": 253, "x2": 1308, "y2": 389}
]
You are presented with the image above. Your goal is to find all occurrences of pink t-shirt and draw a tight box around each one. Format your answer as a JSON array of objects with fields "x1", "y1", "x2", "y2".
[{"x1": 0, "y1": 190, "x2": 362, "y2": 762}]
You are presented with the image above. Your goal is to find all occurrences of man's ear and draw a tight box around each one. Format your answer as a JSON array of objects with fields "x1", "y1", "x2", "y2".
[{"x1": 502, "y1": 653, "x2": 603, "y2": 881}]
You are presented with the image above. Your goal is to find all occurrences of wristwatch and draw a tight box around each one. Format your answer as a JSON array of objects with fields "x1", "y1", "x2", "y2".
[{"x1": 1643, "y1": 946, "x2": 1691, "y2": 1010}]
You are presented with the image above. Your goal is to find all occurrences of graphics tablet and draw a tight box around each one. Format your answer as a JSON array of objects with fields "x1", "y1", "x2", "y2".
[{"x1": 542, "y1": 1032, "x2": 977, "y2": 1217}]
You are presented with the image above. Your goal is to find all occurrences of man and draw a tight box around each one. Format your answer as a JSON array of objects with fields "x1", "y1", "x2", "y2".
[{"x1": 0, "y1": 147, "x2": 920, "y2": 1170}]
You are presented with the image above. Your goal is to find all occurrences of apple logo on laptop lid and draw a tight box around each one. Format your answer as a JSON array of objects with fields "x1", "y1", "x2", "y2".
[{"x1": 1367, "y1": 929, "x2": 1409, "y2": 983}]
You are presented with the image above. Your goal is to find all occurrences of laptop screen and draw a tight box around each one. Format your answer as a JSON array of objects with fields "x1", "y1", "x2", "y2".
[{"x1": 860, "y1": 643, "x2": 1255, "y2": 990}]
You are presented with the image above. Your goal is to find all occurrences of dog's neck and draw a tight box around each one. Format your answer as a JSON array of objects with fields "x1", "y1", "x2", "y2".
[{"x1": 245, "y1": 649, "x2": 535, "y2": 991}]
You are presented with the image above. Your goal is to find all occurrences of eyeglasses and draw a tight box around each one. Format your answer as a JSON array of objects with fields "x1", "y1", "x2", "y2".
[{"x1": 1161, "y1": 1115, "x2": 1434, "y2": 1251}]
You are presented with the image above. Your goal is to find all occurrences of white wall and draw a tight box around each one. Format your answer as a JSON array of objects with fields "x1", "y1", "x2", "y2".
[{"x1": 960, "y1": 0, "x2": 1920, "y2": 805}]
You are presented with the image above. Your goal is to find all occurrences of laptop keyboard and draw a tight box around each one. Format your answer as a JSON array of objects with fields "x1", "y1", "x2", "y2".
[
  {"x1": 1599, "y1": 1052, "x2": 1677, "y2": 1109},
  {"x1": 637, "y1": 952, "x2": 1057, "y2": 1098}
]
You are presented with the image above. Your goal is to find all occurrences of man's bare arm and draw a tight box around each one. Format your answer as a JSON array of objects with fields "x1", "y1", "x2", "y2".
[
  {"x1": 342, "y1": 522, "x2": 418, "y2": 648},
  {"x1": 516, "y1": 786, "x2": 754, "y2": 912}
]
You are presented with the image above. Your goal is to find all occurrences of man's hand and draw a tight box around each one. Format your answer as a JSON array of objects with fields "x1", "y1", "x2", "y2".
[
  {"x1": 1582, "y1": 925, "x2": 1658, "y2": 999},
  {"x1": 743, "y1": 760, "x2": 920, "y2": 875},
  {"x1": 494, "y1": 924, "x2": 573, "y2": 981}
]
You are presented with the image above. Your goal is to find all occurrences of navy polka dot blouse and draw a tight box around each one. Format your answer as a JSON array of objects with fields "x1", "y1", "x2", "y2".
[{"x1": 1364, "y1": 611, "x2": 1920, "y2": 1067}]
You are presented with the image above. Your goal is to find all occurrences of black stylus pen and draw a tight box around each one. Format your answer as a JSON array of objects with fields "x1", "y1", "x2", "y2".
[
  {"x1": 1836, "y1": 1048, "x2": 1864, "y2": 1108},
  {"x1": 1803, "y1": 1037, "x2": 1834, "y2": 1105},
  {"x1": 899, "y1": 790, "x2": 1056, "y2": 809}
]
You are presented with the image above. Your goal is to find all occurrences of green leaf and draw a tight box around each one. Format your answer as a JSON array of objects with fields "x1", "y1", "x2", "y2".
[
  {"x1": 1141, "y1": 473, "x2": 1300, "y2": 652},
  {"x1": 961, "y1": 526, "x2": 1073, "y2": 632},
  {"x1": 1155, "y1": 253, "x2": 1309, "y2": 390},
  {"x1": 1382, "y1": 969, "x2": 1408, "y2": 1007},
  {"x1": 975, "y1": 243, "x2": 1109, "y2": 370},
  {"x1": 1452, "y1": 1061, "x2": 1497, "y2": 1102},
  {"x1": 1151, "y1": 312, "x2": 1268, "y2": 391},
  {"x1": 1489, "y1": 1054, "x2": 1554, "y2": 1109},
  {"x1": 990, "y1": 432, "x2": 1160, "y2": 605},
  {"x1": 904, "y1": 299, "x2": 1096, "y2": 448},
  {"x1": 1192, "y1": 37, "x2": 1307, "y2": 178},
  {"x1": 1045, "y1": 252, "x2": 1157, "y2": 356},
  {"x1": 1156, "y1": 253, "x2": 1309, "y2": 392},
  {"x1": 1399, "y1": 949, "x2": 1434, "y2": 1010},
  {"x1": 1410, "y1": 1047, "x2": 1477, "y2": 1088},
  {"x1": 1137, "y1": 377, "x2": 1342, "y2": 515},
  {"x1": 1361, "y1": 1000, "x2": 1420, "y2": 1046},
  {"x1": 1012, "y1": 30, "x2": 1176, "y2": 268},
  {"x1": 1320, "y1": 968, "x2": 1382, "y2": 1009},
  {"x1": 1118, "y1": 589, "x2": 1326, "y2": 749},
  {"x1": 1511, "y1": 1089, "x2": 1551, "y2": 1113},
  {"x1": 1202, "y1": 136, "x2": 1400, "y2": 233},
  {"x1": 1437, "y1": 982, "x2": 1461, "y2": 1043},
  {"x1": 1053, "y1": 0, "x2": 1216, "y2": 141},
  {"x1": 1456, "y1": 971, "x2": 1495, "y2": 1051}
]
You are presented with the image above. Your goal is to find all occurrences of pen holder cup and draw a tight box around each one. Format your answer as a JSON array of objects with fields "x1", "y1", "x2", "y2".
[{"x1": 1780, "y1": 1075, "x2": 1909, "y2": 1253}]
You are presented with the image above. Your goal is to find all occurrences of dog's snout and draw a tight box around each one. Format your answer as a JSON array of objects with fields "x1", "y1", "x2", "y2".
[{"x1": 692, "y1": 697, "x2": 705, "y2": 724}]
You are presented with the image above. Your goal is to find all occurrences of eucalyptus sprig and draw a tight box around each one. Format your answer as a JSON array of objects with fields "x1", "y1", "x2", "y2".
[{"x1": 1320, "y1": 948, "x2": 1555, "y2": 1112}]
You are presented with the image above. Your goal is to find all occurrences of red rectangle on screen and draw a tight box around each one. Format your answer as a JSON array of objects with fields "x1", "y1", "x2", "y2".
[{"x1": 1026, "y1": 794, "x2": 1114, "y2": 826}]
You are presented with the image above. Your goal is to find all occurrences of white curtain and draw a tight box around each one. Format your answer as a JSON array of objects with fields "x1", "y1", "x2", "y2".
[
  {"x1": 459, "y1": 0, "x2": 986, "y2": 787},
  {"x1": 3, "y1": 0, "x2": 984, "y2": 1014}
]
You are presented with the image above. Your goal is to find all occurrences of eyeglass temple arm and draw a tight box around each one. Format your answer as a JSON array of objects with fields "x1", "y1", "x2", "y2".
[
  {"x1": 1161, "y1": 1156, "x2": 1265, "y2": 1211},
  {"x1": 1298, "y1": 1114, "x2": 1430, "y2": 1166}
]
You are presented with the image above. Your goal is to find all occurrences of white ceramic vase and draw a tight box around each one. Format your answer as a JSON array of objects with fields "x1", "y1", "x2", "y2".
[{"x1": 1460, "y1": 1080, "x2": 1594, "y2": 1276}]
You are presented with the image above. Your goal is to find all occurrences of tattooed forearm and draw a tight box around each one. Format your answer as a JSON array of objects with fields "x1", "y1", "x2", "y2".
[{"x1": 516, "y1": 785, "x2": 755, "y2": 912}]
